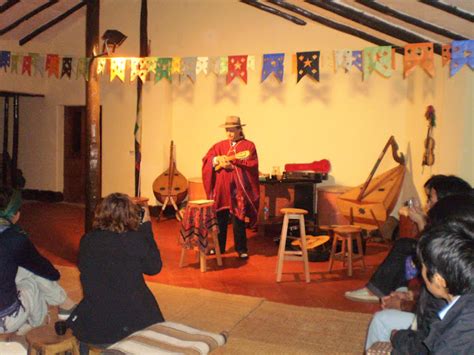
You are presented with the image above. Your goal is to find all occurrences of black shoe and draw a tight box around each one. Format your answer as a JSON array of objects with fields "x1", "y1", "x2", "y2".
[{"x1": 238, "y1": 252, "x2": 249, "y2": 260}]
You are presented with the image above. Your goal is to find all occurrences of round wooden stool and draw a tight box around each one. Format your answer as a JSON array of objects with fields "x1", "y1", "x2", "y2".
[
  {"x1": 276, "y1": 208, "x2": 310, "y2": 283},
  {"x1": 26, "y1": 325, "x2": 79, "y2": 355},
  {"x1": 328, "y1": 225, "x2": 365, "y2": 276},
  {"x1": 179, "y1": 200, "x2": 223, "y2": 272}
]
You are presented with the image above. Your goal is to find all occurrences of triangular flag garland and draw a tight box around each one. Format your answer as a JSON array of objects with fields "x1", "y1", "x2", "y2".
[{"x1": 1, "y1": 40, "x2": 472, "y2": 85}]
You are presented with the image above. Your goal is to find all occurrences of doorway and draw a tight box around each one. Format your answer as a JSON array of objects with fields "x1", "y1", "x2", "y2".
[{"x1": 63, "y1": 106, "x2": 101, "y2": 203}]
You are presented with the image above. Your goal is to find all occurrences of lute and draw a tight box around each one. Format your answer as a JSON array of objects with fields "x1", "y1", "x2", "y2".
[{"x1": 214, "y1": 150, "x2": 250, "y2": 171}]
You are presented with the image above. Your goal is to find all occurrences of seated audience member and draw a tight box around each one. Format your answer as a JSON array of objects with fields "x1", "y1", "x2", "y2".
[
  {"x1": 366, "y1": 193, "x2": 474, "y2": 350},
  {"x1": 0, "y1": 187, "x2": 74, "y2": 335},
  {"x1": 404, "y1": 220, "x2": 474, "y2": 354},
  {"x1": 345, "y1": 175, "x2": 471, "y2": 303},
  {"x1": 68, "y1": 193, "x2": 164, "y2": 353}
]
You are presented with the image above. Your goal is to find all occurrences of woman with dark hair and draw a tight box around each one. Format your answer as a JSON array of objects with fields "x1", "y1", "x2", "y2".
[{"x1": 68, "y1": 193, "x2": 164, "y2": 352}]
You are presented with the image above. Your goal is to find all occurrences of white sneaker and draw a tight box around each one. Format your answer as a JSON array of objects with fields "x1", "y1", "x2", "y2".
[{"x1": 344, "y1": 287, "x2": 380, "y2": 303}]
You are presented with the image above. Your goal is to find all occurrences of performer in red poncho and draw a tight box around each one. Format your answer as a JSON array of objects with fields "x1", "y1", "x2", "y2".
[{"x1": 202, "y1": 116, "x2": 259, "y2": 260}]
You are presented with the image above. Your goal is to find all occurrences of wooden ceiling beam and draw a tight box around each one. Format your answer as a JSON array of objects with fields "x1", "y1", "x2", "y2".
[
  {"x1": 419, "y1": 0, "x2": 474, "y2": 22},
  {"x1": 356, "y1": 0, "x2": 467, "y2": 40},
  {"x1": 240, "y1": 0, "x2": 306, "y2": 26},
  {"x1": 19, "y1": 1, "x2": 87, "y2": 46},
  {"x1": 0, "y1": 0, "x2": 20, "y2": 14},
  {"x1": 305, "y1": 0, "x2": 442, "y2": 55},
  {"x1": 268, "y1": 0, "x2": 403, "y2": 54},
  {"x1": 0, "y1": 0, "x2": 59, "y2": 36}
]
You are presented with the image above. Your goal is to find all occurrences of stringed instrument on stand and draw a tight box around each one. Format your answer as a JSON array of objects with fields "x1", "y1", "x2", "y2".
[
  {"x1": 336, "y1": 136, "x2": 406, "y2": 230},
  {"x1": 422, "y1": 105, "x2": 436, "y2": 169},
  {"x1": 153, "y1": 141, "x2": 188, "y2": 220}
]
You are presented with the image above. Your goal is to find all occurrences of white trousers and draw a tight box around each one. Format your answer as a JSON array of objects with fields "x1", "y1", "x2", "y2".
[
  {"x1": 0, "y1": 267, "x2": 66, "y2": 333},
  {"x1": 365, "y1": 309, "x2": 415, "y2": 350}
]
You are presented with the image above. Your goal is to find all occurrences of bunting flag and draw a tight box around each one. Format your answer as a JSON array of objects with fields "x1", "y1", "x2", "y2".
[
  {"x1": 450, "y1": 40, "x2": 474, "y2": 77},
  {"x1": 320, "y1": 52, "x2": 334, "y2": 71},
  {"x1": 110, "y1": 58, "x2": 127, "y2": 82},
  {"x1": 196, "y1": 57, "x2": 209, "y2": 75},
  {"x1": 0, "y1": 51, "x2": 10, "y2": 71},
  {"x1": 247, "y1": 56, "x2": 255, "y2": 71},
  {"x1": 442, "y1": 44, "x2": 451, "y2": 67},
  {"x1": 181, "y1": 57, "x2": 197, "y2": 83},
  {"x1": 261, "y1": 53, "x2": 284, "y2": 82},
  {"x1": 227, "y1": 55, "x2": 247, "y2": 84},
  {"x1": 97, "y1": 58, "x2": 107, "y2": 75},
  {"x1": 61, "y1": 57, "x2": 73, "y2": 78},
  {"x1": 403, "y1": 43, "x2": 434, "y2": 78},
  {"x1": 219, "y1": 56, "x2": 228, "y2": 74},
  {"x1": 130, "y1": 58, "x2": 141, "y2": 82},
  {"x1": 31, "y1": 53, "x2": 44, "y2": 77},
  {"x1": 334, "y1": 50, "x2": 352, "y2": 72},
  {"x1": 137, "y1": 57, "x2": 156, "y2": 82},
  {"x1": 171, "y1": 57, "x2": 181, "y2": 74},
  {"x1": 296, "y1": 51, "x2": 320, "y2": 83},
  {"x1": 46, "y1": 54, "x2": 60, "y2": 78},
  {"x1": 352, "y1": 50, "x2": 362, "y2": 72},
  {"x1": 11, "y1": 54, "x2": 19, "y2": 73},
  {"x1": 209, "y1": 56, "x2": 221, "y2": 75},
  {"x1": 22, "y1": 55, "x2": 32, "y2": 76},
  {"x1": 155, "y1": 57, "x2": 172, "y2": 82},
  {"x1": 362, "y1": 46, "x2": 392, "y2": 80},
  {"x1": 76, "y1": 58, "x2": 89, "y2": 80}
]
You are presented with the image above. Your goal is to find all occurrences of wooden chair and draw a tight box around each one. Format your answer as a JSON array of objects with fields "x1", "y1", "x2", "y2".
[
  {"x1": 328, "y1": 225, "x2": 365, "y2": 276},
  {"x1": 179, "y1": 200, "x2": 222, "y2": 272},
  {"x1": 276, "y1": 208, "x2": 310, "y2": 283},
  {"x1": 26, "y1": 325, "x2": 79, "y2": 355}
]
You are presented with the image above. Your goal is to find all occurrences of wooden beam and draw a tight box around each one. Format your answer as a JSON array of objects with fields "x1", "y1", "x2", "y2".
[
  {"x1": 305, "y1": 0, "x2": 442, "y2": 55},
  {"x1": 0, "y1": 0, "x2": 20, "y2": 14},
  {"x1": 419, "y1": 0, "x2": 474, "y2": 22},
  {"x1": 0, "y1": 0, "x2": 59, "y2": 36},
  {"x1": 240, "y1": 0, "x2": 306, "y2": 26},
  {"x1": 268, "y1": 0, "x2": 402, "y2": 54},
  {"x1": 135, "y1": 0, "x2": 148, "y2": 196},
  {"x1": 85, "y1": 0, "x2": 101, "y2": 232},
  {"x1": 356, "y1": 0, "x2": 467, "y2": 40},
  {"x1": 19, "y1": 1, "x2": 87, "y2": 46}
]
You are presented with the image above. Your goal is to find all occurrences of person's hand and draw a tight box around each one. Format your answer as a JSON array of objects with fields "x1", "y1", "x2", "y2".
[
  {"x1": 407, "y1": 206, "x2": 426, "y2": 231},
  {"x1": 381, "y1": 294, "x2": 402, "y2": 310},
  {"x1": 142, "y1": 205, "x2": 151, "y2": 223},
  {"x1": 390, "y1": 329, "x2": 398, "y2": 341}
]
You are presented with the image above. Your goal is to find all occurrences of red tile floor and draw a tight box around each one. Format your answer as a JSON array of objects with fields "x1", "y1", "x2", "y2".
[{"x1": 21, "y1": 201, "x2": 389, "y2": 314}]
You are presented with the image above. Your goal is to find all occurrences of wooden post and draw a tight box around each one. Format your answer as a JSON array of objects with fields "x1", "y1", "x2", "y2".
[
  {"x1": 85, "y1": 0, "x2": 101, "y2": 231},
  {"x1": 11, "y1": 94, "x2": 19, "y2": 188},
  {"x1": 135, "y1": 0, "x2": 148, "y2": 197},
  {"x1": 2, "y1": 96, "x2": 9, "y2": 185}
]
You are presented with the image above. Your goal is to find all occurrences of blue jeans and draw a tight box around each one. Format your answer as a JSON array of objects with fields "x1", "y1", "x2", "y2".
[{"x1": 366, "y1": 309, "x2": 415, "y2": 350}]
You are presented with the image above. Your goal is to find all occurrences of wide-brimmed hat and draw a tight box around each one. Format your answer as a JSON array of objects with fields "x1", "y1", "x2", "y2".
[{"x1": 219, "y1": 116, "x2": 246, "y2": 128}]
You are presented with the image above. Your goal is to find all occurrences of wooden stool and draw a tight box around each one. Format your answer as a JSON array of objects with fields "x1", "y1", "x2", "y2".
[
  {"x1": 26, "y1": 325, "x2": 79, "y2": 355},
  {"x1": 328, "y1": 225, "x2": 365, "y2": 276},
  {"x1": 276, "y1": 208, "x2": 310, "y2": 283},
  {"x1": 179, "y1": 200, "x2": 223, "y2": 272}
]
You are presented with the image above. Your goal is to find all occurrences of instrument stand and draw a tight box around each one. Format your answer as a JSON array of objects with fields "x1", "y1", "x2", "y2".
[{"x1": 158, "y1": 195, "x2": 183, "y2": 221}]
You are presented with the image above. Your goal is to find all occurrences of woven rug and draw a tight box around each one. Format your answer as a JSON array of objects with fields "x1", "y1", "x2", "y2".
[{"x1": 57, "y1": 266, "x2": 371, "y2": 354}]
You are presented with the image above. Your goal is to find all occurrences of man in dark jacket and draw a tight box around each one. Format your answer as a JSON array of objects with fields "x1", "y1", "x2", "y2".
[
  {"x1": 0, "y1": 187, "x2": 71, "y2": 335},
  {"x1": 404, "y1": 220, "x2": 474, "y2": 354}
]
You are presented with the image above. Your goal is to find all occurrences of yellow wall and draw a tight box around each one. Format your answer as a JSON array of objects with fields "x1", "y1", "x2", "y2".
[{"x1": 0, "y1": 0, "x2": 472, "y2": 206}]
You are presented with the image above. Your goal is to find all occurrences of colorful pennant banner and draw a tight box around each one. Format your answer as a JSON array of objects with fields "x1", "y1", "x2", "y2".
[{"x1": 1, "y1": 40, "x2": 473, "y2": 86}]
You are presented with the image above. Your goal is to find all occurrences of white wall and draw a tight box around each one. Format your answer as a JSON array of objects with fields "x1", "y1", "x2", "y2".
[{"x1": 0, "y1": 0, "x2": 472, "y2": 205}]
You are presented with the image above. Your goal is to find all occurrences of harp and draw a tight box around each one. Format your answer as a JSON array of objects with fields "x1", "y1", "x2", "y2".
[{"x1": 336, "y1": 136, "x2": 406, "y2": 230}]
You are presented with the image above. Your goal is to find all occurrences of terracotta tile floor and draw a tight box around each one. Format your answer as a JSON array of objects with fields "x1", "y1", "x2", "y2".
[{"x1": 21, "y1": 201, "x2": 389, "y2": 314}]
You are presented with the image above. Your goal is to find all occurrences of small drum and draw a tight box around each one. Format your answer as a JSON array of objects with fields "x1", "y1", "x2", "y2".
[{"x1": 188, "y1": 177, "x2": 207, "y2": 201}]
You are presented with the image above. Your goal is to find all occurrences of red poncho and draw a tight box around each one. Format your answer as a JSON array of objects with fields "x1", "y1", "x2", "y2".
[{"x1": 202, "y1": 139, "x2": 260, "y2": 226}]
